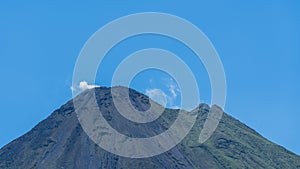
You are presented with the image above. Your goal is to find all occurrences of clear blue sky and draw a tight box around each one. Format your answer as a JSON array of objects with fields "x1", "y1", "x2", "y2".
[{"x1": 1, "y1": 1, "x2": 299, "y2": 155}]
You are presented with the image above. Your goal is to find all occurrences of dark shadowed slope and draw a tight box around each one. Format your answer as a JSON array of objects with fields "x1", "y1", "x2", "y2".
[{"x1": 0, "y1": 87, "x2": 299, "y2": 169}]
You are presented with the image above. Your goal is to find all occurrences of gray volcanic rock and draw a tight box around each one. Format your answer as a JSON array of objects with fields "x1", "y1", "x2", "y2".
[{"x1": 0, "y1": 87, "x2": 299, "y2": 169}]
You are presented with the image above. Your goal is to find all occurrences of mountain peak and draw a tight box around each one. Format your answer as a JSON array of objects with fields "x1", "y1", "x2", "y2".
[{"x1": 0, "y1": 87, "x2": 299, "y2": 168}]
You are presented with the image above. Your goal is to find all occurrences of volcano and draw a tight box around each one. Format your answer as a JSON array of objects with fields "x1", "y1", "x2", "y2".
[{"x1": 0, "y1": 87, "x2": 299, "y2": 169}]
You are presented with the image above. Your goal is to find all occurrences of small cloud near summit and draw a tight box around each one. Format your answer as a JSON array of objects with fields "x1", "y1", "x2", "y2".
[{"x1": 71, "y1": 81, "x2": 100, "y2": 92}]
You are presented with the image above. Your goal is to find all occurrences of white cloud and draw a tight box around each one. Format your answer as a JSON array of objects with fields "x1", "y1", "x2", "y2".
[
  {"x1": 165, "y1": 78, "x2": 180, "y2": 105},
  {"x1": 145, "y1": 78, "x2": 181, "y2": 109},
  {"x1": 70, "y1": 86, "x2": 76, "y2": 92},
  {"x1": 79, "y1": 81, "x2": 99, "y2": 90},
  {"x1": 145, "y1": 88, "x2": 167, "y2": 106},
  {"x1": 169, "y1": 84, "x2": 178, "y2": 98},
  {"x1": 70, "y1": 81, "x2": 100, "y2": 92},
  {"x1": 170, "y1": 105, "x2": 181, "y2": 109}
]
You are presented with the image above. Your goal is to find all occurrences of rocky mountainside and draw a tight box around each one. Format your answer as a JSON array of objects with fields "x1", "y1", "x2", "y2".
[{"x1": 0, "y1": 87, "x2": 299, "y2": 169}]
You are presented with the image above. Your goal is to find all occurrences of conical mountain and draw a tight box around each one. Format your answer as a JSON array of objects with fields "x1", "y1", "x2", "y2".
[{"x1": 0, "y1": 87, "x2": 299, "y2": 169}]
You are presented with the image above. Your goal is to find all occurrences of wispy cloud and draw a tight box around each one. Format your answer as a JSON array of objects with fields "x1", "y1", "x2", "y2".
[
  {"x1": 165, "y1": 78, "x2": 180, "y2": 106},
  {"x1": 145, "y1": 88, "x2": 167, "y2": 106},
  {"x1": 168, "y1": 82, "x2": 180, "y2": 99},
  {"x1": 145, "y1": 78, "x2": 181, "y2": 108},
  {"x1": 70, "y1": 81, "x2": 99, "y2": 92}
]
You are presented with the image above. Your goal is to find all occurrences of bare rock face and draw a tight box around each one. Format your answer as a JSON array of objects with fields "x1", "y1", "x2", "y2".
[{"x1": 0, "y1": 87, "x2": 299, "y2": 169}]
